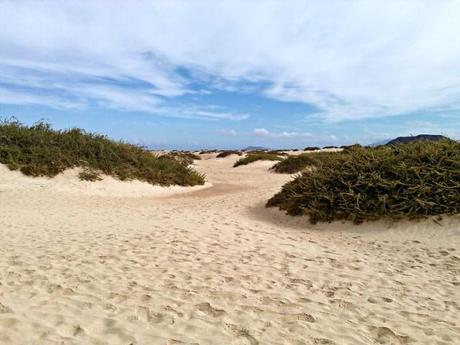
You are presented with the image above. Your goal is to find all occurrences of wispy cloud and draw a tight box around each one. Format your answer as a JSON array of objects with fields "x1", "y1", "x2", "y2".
[
  {"x1": 1, "y1": 1, "x2": 460, "y2": 122},
  {"x1": 217, "y1": 129, "x2": 238, "y2": 136},
  {"x1": 252, "y1": 128, "x2": 311, "y2": 138}
]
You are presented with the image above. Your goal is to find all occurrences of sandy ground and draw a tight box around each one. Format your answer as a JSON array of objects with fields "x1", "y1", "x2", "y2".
[{"x1": 0, "y1": 155, "x2": 459, "y2": 345}]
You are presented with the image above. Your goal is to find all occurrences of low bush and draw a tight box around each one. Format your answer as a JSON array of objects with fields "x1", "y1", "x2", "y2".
[
  {"x1": 199, "y1": 149, "x2": 218, "y2": 154},
  {"x1": 267, "y1": 140, "x2": 460, "y2": 223},
  {"x1": 162, "y1": 151, "x2": 201, "y2": 166},
  {"x1": 272, "y1": 151, "x2": 341, "y2": 174},
  {"x1": 78, "y1": 167, "x2": 103, "y2": 181},
  {"x1": 0, "y1": 119, "x2": 205, "y2": 186},
  {"x1": 340, "y1": 144, "x2": 362, "y2": 151},
  {"x1": 216, "y1": 150, "x2": 242, "y2": 158},
  {"x1": 233, "y1": 152, "x2": 284, "y2": 167},
  {"x1": 267, "y1": 150, "x2": 289, "y2": 156}
]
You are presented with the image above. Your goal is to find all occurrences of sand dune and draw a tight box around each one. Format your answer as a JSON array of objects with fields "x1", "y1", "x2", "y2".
[{"x1": 0, "y1": 157, "x2": 459, "y2": 344}]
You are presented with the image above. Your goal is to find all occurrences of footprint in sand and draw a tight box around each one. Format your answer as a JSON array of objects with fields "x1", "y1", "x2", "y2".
[
  {"x1": 370, "y1": 326, "x2": 411, "y2": 344},
  {"x1": 164, "y1": 339, "x2": 199, "y2": 345},
  {"x1": 330, "y1": 299, "x2": 356, "y2": 310},
  {"x1": 368, "y1": 297, "x2": 393, "y2": 304},
  {"x1": 312, "y1": 338, "x2": 335, "y2": 345},
  {"x1": 136, "y1": 306, "x2": 174, "y2": 325},
  {"x1": 0, "y1": 303, "x2": 12, "y2": 314},
  {"x1": 195, "y1": 302, "x2": 226, "y2": 317},
  {"x1": 224, "y1": 323, "x2": 259, "y2": 345},
  {"x1": 163, "y1": 305, "x2": 184, "y2": 318},
  {"x1": 286, "y1": 312, "x2": 315, "y2": 323}
]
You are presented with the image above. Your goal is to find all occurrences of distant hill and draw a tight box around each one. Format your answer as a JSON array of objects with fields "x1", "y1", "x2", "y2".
[
  {"x1": 370, "y1": 138, "x2": 392, "y2": 147},
  {"x1": 386, "y1": 134, "x2": 449, "y2": 146},
  {"x1": 243, "y1": 146, "x2": 269, "y2": 151}
]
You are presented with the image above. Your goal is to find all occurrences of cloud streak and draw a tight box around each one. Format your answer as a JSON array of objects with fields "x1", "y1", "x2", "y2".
[
  {"x1": 252, "y1": 128, "x2": 312, "y2": 138},
  {"x1": 1, "y1": 1, "x2": 460, "y2": 122}
]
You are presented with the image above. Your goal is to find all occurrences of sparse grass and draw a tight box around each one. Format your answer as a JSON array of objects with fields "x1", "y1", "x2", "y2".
[
  {"x1": 267, "y1": 140, "x2": 460, "y2": 223},
  {"x1": 216, "y1": 150, "x2": 242, "y2": 158},
  {"x1": 0, "y1": 119, "x2": 205, "y2": 186},
  {"x1": 233, "y1": 152, "x2": 283, "y2": 167}
]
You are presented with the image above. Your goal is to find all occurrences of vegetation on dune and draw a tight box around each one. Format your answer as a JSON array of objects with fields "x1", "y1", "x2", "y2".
[
  {"x1": 340, "y1": 144, "x2": 362, "y2": 151},
  {"x1": 78, "y1": 167, "x2": 103, "y2": 181},
  {"x1": 216, "y1": 150, "x2": 242, "y2": 158},
  {"x1": 161, "y1": 151, "x2": 201, "y2": 166},
  {"x1": 0, "y1": 119, "x2": 205, "y2": 186},
  {"x1": 233, "y1": 152, "x2": 284, "y2": 167},
  {"x1": 176, "y1": 151, "x2": 201, "y2": 160},
  {"x1": 244, "y1": 149, "x2": 288, "y2": 156},
  {"x1": 266, "y1": 150, "x2": 289, "y2": 156},
  {"x1": 199, "y1": 149, "x2": 218, "y2": 154},
  {"x1": 271, "y1": 151, "x2": 339, "y2": 174},
  {"x1": 304, "y1": 146, "x2": 320, "y2": 151},
  {"x1": 267, "y1": 140, "x2": 460, "y2": 223}
]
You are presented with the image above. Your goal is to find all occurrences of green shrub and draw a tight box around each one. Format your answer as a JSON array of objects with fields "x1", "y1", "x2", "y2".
[
  {"x1": 78, "y1": 167, "x2": 103, "y2": 181},
  {"x1": 216, "y1": 150, "x2": 242, "y2": 158},
  {"x1": 233, "y1": 152, "x2": 283, "y2": 167},
  {"x1": 271, "y1": 152, "x2": 338, "y2": 174},
  {"x1": 199, "y1": 149, "x2": 218, "y2": 154},
  {"x1": 181, "y1": 151, "x2": 201, "y2": 160},
  {"x1": 245, "y1": 149, "x2": 287, "y2": 156},
  {"x1": 161, "y1": 151, "x2": 201, "y2": 166},
  {"x1": 267, "y1": 140, "x2": 460, "y2": 223},
  {"x1": 267, "y1": 150, "x2": 289, "y2": 156},
  {"x1": 0, "y1": 119, "x2": 205, "y2": 186}
]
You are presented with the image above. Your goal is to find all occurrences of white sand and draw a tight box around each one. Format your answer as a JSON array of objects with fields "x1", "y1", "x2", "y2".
[{"x1": 0, "y1": 157, "x2": 459, "y2": 345}]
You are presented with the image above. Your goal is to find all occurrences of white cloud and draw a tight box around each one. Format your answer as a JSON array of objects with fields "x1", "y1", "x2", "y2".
[
  {"x1": 252, "y1": 128, "x2": 271, "y2": 137},
  {"x1": 252, "y1": 128, "x2": 311, "y2": 138},
  {"x1": 217, "y1": 129, "x2": 237, "y2": 136},
  {"x1": 0, "y1": 87, "x2": 84, "y2": 110},
  {"x1": 1, "y1": 1, "x2": 460, "y2": 121}
]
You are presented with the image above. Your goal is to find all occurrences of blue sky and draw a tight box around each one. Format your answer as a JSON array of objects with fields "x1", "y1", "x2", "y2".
[{"x1": 1, "y1": 1, "x2": 460, "y2": 149}]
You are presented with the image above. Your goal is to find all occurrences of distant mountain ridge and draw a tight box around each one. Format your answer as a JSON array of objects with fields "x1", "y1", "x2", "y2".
[
  {"x1": 243, "y1": 146, "x2": 269, "y2": 151},
  {"x1": 386, "y1": 134, "x2": 449, "y2": 145}
]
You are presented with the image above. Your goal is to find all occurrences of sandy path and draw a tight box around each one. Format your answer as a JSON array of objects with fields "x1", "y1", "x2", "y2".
[{"x1": 0, "y1": 156, "x2": 459, "y2": 344}]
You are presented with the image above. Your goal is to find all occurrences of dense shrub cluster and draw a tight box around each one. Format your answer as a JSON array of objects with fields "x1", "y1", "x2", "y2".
[
  {"x1": 233, "y1": 152, "x2": 284, "y2": 167},
  {"x1": 271, "y1": 152, "x2": 339, "y2": 174},
  {"x1": 267, "y1": 140, "x2": 460, "y2": 223},
  {"x1": 0, "y1": 119, "x2": 205, "y2": 186}
]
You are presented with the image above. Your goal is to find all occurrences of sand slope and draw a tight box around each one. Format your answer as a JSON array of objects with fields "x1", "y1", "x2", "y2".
[{"x1": 0, "y1": 157, "x2": 459, "y2": 345}]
